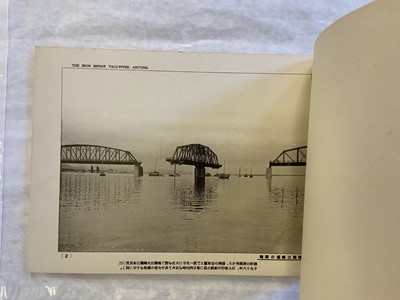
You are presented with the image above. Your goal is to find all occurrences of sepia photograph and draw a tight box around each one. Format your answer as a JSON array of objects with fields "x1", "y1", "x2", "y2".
[{"x1": 58, "y1": 63, "x2": 310, "y2": 255}]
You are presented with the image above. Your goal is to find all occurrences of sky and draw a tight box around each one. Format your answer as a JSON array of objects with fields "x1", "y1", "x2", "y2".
[{"x1": 62, "y1": 68, "x2": 310, "y2": 174}]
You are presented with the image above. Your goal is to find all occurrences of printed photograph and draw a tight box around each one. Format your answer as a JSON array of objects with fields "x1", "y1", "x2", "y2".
[{"x1": 59, "y1": 67, "x2": 310, "y2": 254}]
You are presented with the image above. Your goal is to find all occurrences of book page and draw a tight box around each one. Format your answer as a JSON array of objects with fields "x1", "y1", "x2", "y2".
[
  {"x1": 29, "y1": 48, "x2": 312, "y2": 275},
  {"x1": 301, "y1": 1, "x2": 400, "y2": 298}
]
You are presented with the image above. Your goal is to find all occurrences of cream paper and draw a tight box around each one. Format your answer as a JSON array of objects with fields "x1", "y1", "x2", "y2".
[
  {"x1": 301, "y1": 1, "x2": 400, "y2": 299},
  {"x1": 29, "y1": 48, "x2": 311, "y2": 276}
]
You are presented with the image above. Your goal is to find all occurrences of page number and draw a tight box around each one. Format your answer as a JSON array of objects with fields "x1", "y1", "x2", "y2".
[{"x1": 61, "y1": 253, "x2": 72, "y2": 259}]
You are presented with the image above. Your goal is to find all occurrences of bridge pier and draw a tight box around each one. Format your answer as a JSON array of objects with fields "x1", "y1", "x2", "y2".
[
  {"x1": 195, "y1": 166, "x2": 206, "y2": 179},
  {"x1": 195, "y1": 166, "x2": 206, "y2": 191},
  {"x1": 134, "y1": 165, "x2": 143, "y2": 177},
  {"x1": 194, "y1": 177, "x2": 206, "y2": 193}
]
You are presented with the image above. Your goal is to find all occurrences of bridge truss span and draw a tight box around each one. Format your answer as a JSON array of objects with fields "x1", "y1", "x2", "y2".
[
  {"x1": 166, "y1": 144, "x2": 222, "y2": 169},
  {"x1": 61, "y1": 144, "x2": 142, "y2": 166},
  {"x1": 269, "y1": 146, "x2": 307, "y2": 167}
]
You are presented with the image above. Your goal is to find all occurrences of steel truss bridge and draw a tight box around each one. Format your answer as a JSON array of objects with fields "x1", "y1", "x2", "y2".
[
  {"x1": 269, "y1": 146, "x2": 307, "y2": 167},
  {"x1": 166, "y1": 144, "x2": 222, "y2": 169},
  {"x1": 61, "y1": 144, "x2": 142, "y2": 166}
]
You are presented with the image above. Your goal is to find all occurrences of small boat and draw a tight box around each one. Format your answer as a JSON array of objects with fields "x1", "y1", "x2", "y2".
[
  {"x1": 99, "y1": 161, "x2": 106, "y2": 176},
  {"x1": 149, "y1": 158, "x2": 164, "y2": 176},
  {"x1": 218, "y1": 173, "x2": 230, "y2": 179},
  {"x1": 218, "y1": 162, "x2": 230, "y2": 179},
  {"x1": 169, "y1": 173, "x2": 180, "y2": 177},
  {"x1": 168, "y1": 164, "x2": 180, "y2": 177},
  {"x1": 149, "y1": 171, "x2": 164, "y2": 176}
]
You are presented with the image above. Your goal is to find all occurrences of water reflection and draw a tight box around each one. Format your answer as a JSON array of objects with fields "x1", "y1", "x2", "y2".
[
  {"x1": 60, "y1": 173, "x2": 140, "y2": 212},
  {"x1": 266, "y1": 176, "x2": 304, "y2": 211},
  {"x1": 169, "y1": 177, "x2": 219, "y2": 217},
  {"x1": 59, "y1": 173, "x2": 304, "y2": 253}
]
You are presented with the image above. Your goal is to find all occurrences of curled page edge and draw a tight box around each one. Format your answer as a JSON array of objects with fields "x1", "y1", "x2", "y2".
[{"x1": 301, "y1": 1, "x2": 400, "y2": 299}]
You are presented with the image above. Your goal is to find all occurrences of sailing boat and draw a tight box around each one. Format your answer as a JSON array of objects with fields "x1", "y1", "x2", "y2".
[
  {"x1": 249, "y1": 167, "x2": 253, "y2": 178},
  {"x1": 99, "y1": 160, "x2": 106, "y2": 176},
  {"x1": 238, "y1": 167, "x2": 242, "y2": 177},
  {"x1": 149, "y1": 157, "x2": 164, "y2": 176},
  {"x1": 169, "y1": 164, "x2": 180, "y2": 177},
  {"x1": 218, "y1": 162, "x2": 230, "y2": 179}
]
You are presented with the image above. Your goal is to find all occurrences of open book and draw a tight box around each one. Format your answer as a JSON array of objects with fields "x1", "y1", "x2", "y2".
[{"x1": 29, "y1": 1, "x2": 400, "y2": 298}]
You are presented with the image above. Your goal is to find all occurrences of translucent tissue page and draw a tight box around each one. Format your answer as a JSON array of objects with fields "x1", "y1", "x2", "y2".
[
  {"x1": 0, "y1": 0, "x2": 8, "y2": 264},
  {"x1": 2, "y1": 1, "x2": 371, "y2": 299}
]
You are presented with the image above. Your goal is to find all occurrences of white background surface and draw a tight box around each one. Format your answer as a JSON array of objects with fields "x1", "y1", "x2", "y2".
[{"x1": 1, "y1": 1, "x2": 371, "y2": 299}]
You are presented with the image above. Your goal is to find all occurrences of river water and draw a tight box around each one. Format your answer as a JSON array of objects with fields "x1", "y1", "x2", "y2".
[{"x1": 59, "y1": 173, "x2": 304, "y2": 254}]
